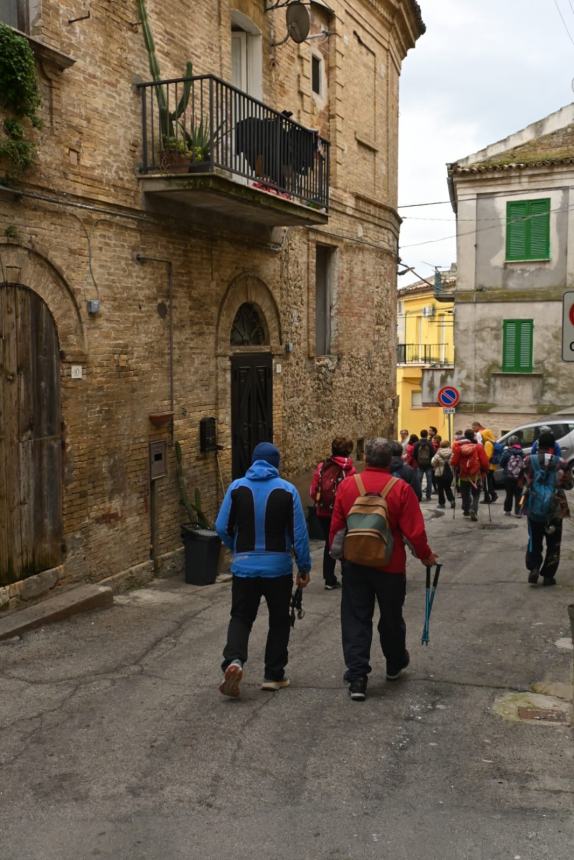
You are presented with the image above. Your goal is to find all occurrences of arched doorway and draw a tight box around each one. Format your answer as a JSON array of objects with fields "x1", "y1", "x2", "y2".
[
  {"x1": 230, "y1": 302, "x2": 273, "y2": 478},
  {"x1": 0, "y1": 285, "x2": 63, "y2": 585}
]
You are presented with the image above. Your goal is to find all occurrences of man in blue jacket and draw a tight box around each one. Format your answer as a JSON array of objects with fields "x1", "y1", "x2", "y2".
[{"x1": 216, "y1": 442, "x2": 311, "y2": 698}]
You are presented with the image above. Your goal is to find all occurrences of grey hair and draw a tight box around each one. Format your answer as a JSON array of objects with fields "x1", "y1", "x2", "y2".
[{"x1": 365, "y1": 437, "x2": 393, "y2": 468}]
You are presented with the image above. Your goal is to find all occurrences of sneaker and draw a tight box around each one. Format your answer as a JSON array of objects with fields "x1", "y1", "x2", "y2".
[
  {"x1": 219, "y1": 660, "x2": 243, "y2": 698},
  {"x1": 542, "y1": 577, "x2": 557, "y2": 587},
  {"x1": 528, "y1": 568, "x2": 539, "y2": 585},
  {"x1": 261, "y1": 678, "x2": 290, "y2": 691},
  {"x1": 514, "y1": 512, "x2": 522, "y2": 518},
  {"x1": 324, "y1": 581, "x2": 340, "y2": 591},
  {"x1": 348, "y1": 677, "x2": 368, "y2": 701},
  {"x1": 386, "y1": 651, "x2": 410, "y2": 681},
  {"x1": 462, "y1": 511, "x2": 470, "y2": 517},
  {"x1": 504, "y1": 511, "x2": 512, "y2": 517},
  {"x1": 470, "y1": 511, "x2": 478, "y2": 521}
]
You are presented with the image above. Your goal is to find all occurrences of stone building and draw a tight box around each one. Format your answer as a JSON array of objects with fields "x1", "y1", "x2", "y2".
[
  {"x1": 447, "y1": 103, "x2": 574, "y2": 436},
  {"x1": 0, "y1": 0, "x2": 424, "y2": 604}
]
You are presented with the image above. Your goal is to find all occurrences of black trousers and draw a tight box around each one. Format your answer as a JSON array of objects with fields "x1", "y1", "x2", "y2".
[
  {"x1": 341, "y1": 562, "x2": 407, "y2": 681},
  {"x1": 503, "y1": 477, "x2": 522, "y2": 514},
  {"x1": 437, "y1": 474, "x2": 455, "y2": 506},
  {"x1": 319, "y1": 516, "x2": 337, "y2": 585},
  {"x1": 222, "y1": 574, "x2": 292, "y2": 680},
  {"x1": 526, "y1": 519, "x2": 563, "y2": 580},
  {"x1": 483, "y1": 471, "x2": 497, "y2": 502},
  {"x1": 460, "y1": 480, "x2": 481, "y2": 514}
]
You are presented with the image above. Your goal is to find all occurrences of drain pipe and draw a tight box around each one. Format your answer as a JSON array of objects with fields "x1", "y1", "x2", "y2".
[{"x1": 134, "y1": 253, "x2": 174, "y2": 444}]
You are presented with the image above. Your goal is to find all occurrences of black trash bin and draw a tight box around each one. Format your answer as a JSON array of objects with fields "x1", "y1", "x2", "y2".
[{"x1": 181, "y1": 525, "x2": 221, "y2": 585}]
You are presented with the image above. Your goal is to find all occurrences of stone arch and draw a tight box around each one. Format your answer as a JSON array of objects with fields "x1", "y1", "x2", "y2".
[
  {"x1": 216, "y1": 272, "x2": 282, "y2": 355},
  {"x1": 0, "y1": 243, "x2": 87, "y2": 360}
]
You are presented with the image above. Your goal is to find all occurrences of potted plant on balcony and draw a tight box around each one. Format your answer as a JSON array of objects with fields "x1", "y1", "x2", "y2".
[
  {"x1": 160, "y1": 136, "x2": 191, "y2": 174},
  {"x1": 181, "y1": 117, "x2": 213, "y2": 172},
  {"x1": 175, "y1": 442, "x2": 221, "y2": 585}
]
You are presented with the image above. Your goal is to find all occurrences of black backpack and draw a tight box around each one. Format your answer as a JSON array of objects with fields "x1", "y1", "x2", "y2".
[{"x1": 416, "y1": 441, "x2": 432, "y2": 467}]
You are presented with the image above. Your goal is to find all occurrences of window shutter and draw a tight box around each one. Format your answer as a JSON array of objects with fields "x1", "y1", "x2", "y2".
[
  {"x1": 528, "y1": 199, "x2": 550, "y2": 259},
  {"x1": 502, "y1": 320, "x2": 533, "y2": 372},
  {"x1": 517, "y1": 320, "x2": 533, "y2": 372},
  {"x1": 506, "y1": 201, "x2": 528, "y2": 260},
  {"x1": 502, "y1": 320, "x2": 518, "y2": 371},
  {"x1": 506, "y1": 199, "x2": 550, "y2": 261}
]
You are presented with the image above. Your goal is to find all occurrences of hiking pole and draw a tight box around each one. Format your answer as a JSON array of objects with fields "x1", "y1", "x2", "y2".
[
  {"x1": 421, "y1": 564, "x2": 442, "y2": 646},
  {"x1": 290, "y1": 587, "x2": 305, "y2": 628}
]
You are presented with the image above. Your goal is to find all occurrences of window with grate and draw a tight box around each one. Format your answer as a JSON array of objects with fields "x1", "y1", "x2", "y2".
[
  {"x1": 506, "y1": 199, "x2": 550, "y2": 261},
  {"x1": 230, "y1": 303, "x2": 268, "y2": 346},
  {"x1": 502, "y1": 319, "x2": 533, "y2": 373},
  {"x1": 312, "y1": 54, "x2": 322, "y2": 95},
  {"x1": 315, "y1": 244, "x2": 336, "y2": 355}
]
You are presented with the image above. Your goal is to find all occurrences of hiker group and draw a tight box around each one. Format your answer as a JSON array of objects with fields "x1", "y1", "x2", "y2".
[{"x1": 214, "y1": 422, "x2": 571, "y2": 703}]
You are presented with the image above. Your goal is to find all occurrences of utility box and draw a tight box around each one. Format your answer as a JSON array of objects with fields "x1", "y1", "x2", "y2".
[
  {"x1": 149, "y1": 441, "x2": 167, "y2": 480},
  {"x1": 199, "y1": 417, "x2": 218, "y2": 453}
]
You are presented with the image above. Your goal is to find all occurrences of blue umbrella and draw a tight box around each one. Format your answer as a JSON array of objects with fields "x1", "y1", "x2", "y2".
[{"x1": 421, "y1": 564, "x2": 442, "y2": 646}]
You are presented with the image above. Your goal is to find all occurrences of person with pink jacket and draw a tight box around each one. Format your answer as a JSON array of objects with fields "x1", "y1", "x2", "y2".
[{"x1": 310, "y1": 437, "x2": 356, "y2": 589}]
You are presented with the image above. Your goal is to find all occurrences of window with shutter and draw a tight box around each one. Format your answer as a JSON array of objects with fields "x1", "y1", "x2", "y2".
[
  {"x1": 506, "y1": 199, "x2": 550, "y2": 261},
  {"x1": 502, "y1": 320, "x2": 533, "y2": 373}
]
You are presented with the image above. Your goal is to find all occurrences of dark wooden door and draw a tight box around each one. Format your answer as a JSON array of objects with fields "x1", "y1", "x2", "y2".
[
  {"x1": 231, "y1": 353, "x2": 273, "y2": 479},
  {"x1": 0, "y1": 286, "x2": 63, "y2": 585}
]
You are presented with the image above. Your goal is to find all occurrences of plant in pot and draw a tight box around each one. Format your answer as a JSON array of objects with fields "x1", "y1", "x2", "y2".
[
  {"x1": 175, "y1": 442, "x2": 221, "y2": 585},
  {"x1": 160, "y1": 136, "x2": 191, "y2": 174},
  {"x1": 181, "y1": 118, "x2": 212, "y2": 171}
]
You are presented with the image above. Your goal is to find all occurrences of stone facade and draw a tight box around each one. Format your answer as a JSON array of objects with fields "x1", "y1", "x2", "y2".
[
  {"x1": 0, "y1": 0, "x2": 424, "y2": 597},
  {"x1": 448, "y1": 104, "x2": 574, "y2": 438}
]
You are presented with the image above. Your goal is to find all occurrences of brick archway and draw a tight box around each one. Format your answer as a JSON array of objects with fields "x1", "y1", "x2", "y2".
[
  {"x1": 0, "y1": 243, "x2": 86, "y2": 360},
  {"x1": 216, "y1": 272, "x2": 282, "y2": 357}
]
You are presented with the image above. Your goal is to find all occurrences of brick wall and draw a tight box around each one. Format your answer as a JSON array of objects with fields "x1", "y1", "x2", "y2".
[{"x1": 0, "y1": 0, "x2": 423, "y2": 592}]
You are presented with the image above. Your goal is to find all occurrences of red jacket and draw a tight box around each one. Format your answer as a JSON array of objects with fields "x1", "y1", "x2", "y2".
[
  {"x1": 329, "y1": 467, "x2": 432, "y2": 573},
  {"x1": 309, "y1": 456, "x2": 356, "y2": 518},
  {"x1": 451, "y1": 440, "x2": 489, "y2": 480}
]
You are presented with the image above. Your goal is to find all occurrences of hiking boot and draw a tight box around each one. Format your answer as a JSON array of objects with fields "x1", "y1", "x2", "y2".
[
  {"x1": 470, "y1": 511, "x2": 478, "y2": 522},
  {"x1": 324, "y1": 580, "x2": 340, "y2": 591},
  {"x1": 348, "y1": 677, "x2": 368, "y2": 701},
  {"x1": 450, "y1": 501, "x2": 456, "y2": 509},
  {"x1": 386, "y1": 651, "x2": 410, "y2": 681},
  {"x1": 261, "y1": 678, "x2": 290, "y2": 691},
  {"x1": 219, "y1": 660, "x2": 243, "y2": 698},
  {"x1": 504, "y1": 511, "x2": 511, "y2": 517},
  {"x1": 542, "y1": 577, "x2": 557, "y2": 587},
  {"x1": 491, "y1": 493, "x2": 498, "y2": 503},
  {"x1": 527, "y1": 568, "x2": 539, "y2": 585},
  {"x1": 462, "y1": 510, "x2": 470, "y2": 517},
  {"x1": 437, "y1": 503, "x2": 445, "y2": 510}
]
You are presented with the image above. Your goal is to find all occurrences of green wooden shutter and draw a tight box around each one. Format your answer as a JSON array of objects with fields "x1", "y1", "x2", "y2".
[
  {"x1": 506, "y1": 199, "x2": 550, "y2": 261},
  {"x1": 528, "y1": 198, "x2": 550, "y2": 259},
  {"x1": 502, "y1": 320, "x2": 533, "y2": 372}
]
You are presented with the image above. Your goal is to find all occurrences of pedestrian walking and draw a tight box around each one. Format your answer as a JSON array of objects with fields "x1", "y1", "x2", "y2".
[
  {"x1": 309, "y1": 436, "x2": 356, "y2": 590},
  {"x1": 329, "y1": 438, "x2": 437, "y2": 701},
  {"x1": 414, "y1": 429, "x2": 434, "y2": 501},
  {"x1": 399, "y1": 429, "x2": 409, "y2": 456},
  {"x1": 472, "y1": 421, "x2": 498, "y2": 503},
  {"x1": 432, "y1": 440, "x2": 455, "y2": 509},
  {"x1": 524, "y1": 431, "x2": 573, "y2": 586},
  {"x1": 390, "y1": 441, "x2": 422, "y2": 500},
  {"x1": 405, "y1": 433, "x2": 419, "y2": 468},
  {"x1": 530, "y1": 426, "x2": 563, "y2": 459},
  {"x1": 499, "y1": 435, "x2": 524, "y2": 517},
  {"x1": 451, "y1": 430, "x2": 490, "y2": 521},
  {"x1": 216, "y1": 442, "x2": 311, "y2": 698}
]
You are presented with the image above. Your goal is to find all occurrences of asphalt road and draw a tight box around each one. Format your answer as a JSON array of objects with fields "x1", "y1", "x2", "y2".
[{"x1": 1, "y1": 500, "x2": 573, "y2": 860}]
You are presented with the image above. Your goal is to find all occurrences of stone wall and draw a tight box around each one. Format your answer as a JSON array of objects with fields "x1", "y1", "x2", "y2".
[{"x1": 0, "y1": 0, "x2": 423, "y2": 598}]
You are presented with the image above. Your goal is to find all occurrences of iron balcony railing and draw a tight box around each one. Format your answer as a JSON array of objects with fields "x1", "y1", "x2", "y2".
[
  {"x1": 397, "y1": 343, "x2": 454, "y2": 365},
  {"x1": 138, "y1": 75, "x2": 330, "y2": 211}
]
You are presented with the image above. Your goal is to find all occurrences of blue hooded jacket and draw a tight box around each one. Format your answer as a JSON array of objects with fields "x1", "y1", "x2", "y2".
[{"x1": 215, "y1": 460, "x2": 311, "y2": 578}]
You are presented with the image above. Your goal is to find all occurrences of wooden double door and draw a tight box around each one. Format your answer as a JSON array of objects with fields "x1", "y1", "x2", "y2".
[
  {"x1": 0, "y1": 286, "x2": 63, "y2": 585},
  {"x1": 231, "y1": 353, "x2": 273, "y2": 479}
]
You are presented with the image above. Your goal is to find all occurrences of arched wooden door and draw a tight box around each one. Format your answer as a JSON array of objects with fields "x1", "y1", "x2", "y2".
[{"x1": 0, "y1": 286, "x2": 63, "y2": 585}]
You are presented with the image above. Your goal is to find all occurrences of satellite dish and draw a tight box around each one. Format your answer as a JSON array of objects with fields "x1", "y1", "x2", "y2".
[{"x1": 286, "y1": 2, "x2": 311, "y2": 44}]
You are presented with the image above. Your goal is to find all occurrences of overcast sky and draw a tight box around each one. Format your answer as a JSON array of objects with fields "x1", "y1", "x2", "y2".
[{"x1": 398, "y1": 0, "x2": 574, "y2": 284}]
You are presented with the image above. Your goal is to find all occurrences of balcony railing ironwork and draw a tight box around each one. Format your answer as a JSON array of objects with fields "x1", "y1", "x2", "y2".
[
  {"x1": 138, "y1": 75, "x2": 330, "y2": 211},
  {"x1": 397, "y1": 343, "x2": 454, "y2": 365}
]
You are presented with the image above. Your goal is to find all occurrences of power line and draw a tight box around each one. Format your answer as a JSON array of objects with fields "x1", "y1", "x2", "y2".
[{"x1": 554, "y1": 0, "x2": 574, "y2": 48}]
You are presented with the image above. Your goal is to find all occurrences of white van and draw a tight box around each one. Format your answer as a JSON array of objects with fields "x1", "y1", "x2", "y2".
[{"x1": 494, "y1": 418, "x2": 574, "y2": 485}]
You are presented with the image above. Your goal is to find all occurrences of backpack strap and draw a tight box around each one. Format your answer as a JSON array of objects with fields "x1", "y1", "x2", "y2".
[{"x1": 354, "y1": 473, "x2": 367, "y2": 496}]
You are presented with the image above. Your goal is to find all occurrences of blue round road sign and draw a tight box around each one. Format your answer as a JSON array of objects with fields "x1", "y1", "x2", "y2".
[{"x1": 437, "y1": 385, "x2": 460, "y2": 408}]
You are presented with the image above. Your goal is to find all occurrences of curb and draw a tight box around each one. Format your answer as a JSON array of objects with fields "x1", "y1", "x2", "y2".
[{"x1": 0, "y1": 584, "x2": 114, "y2": 642}]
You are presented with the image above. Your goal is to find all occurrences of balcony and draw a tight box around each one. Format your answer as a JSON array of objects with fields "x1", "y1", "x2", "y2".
[
  {"x1": 397, "y1": 343, "x2": 454, "y2": 366},
  {"x1": 138, "y1": 75, "x2": 329, "y2": 228}
]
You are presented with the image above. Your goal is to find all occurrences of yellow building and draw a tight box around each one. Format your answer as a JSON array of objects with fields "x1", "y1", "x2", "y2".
[{"x1": 396, "y1": 272, "x2": 455, "y2": 441}]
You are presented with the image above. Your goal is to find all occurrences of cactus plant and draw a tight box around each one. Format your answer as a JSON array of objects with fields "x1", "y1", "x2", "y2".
[{"x1": 137, "y1": 0, "x2": 193, "y2": 140}]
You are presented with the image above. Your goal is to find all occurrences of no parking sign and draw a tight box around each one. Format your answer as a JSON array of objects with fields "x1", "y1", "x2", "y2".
[{"x1": 437, "y1": 385, "x2": 460, "y2": 408}]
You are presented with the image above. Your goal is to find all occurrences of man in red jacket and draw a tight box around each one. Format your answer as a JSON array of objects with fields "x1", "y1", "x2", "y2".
[{"x1": 329, "y1": 438, "x2": 437, "y2": 701}]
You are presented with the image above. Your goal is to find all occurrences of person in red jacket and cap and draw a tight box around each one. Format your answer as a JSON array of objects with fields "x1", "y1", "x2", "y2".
[{"x1": 329, "y1": 438, "x2": 437, "y2": 701}]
